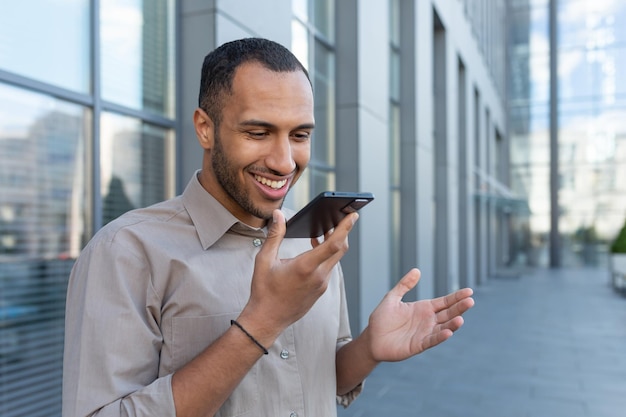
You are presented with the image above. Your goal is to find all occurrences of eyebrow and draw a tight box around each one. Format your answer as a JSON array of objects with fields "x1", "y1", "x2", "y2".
[{"x1": 239, "y1": 119, "x2": 315, "y2": 130}]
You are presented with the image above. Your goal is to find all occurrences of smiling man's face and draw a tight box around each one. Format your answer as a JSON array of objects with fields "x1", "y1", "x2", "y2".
[{"x1": 195, "y1": 61, "x2": 315, "y2": 227}]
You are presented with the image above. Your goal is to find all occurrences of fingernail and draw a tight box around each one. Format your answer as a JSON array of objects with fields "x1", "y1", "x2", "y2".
[{"x1": 273, "y1": 210, "x2": 279, "y2": 224}]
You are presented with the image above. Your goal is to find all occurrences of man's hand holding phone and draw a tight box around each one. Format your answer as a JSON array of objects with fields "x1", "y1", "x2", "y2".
[{"x1": 238, "y1": 207, "x2": 360, "y2": 347}]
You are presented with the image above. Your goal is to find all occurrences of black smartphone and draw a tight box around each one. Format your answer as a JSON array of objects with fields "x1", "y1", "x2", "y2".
[{"x1": 284, "y1": 191, "x2": 374, "y2": 238}]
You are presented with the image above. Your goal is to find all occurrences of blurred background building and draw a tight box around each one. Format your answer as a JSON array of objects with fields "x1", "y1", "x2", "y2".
[{"x1": 0, "y1": 0, "x2": 624, "y2": 415}]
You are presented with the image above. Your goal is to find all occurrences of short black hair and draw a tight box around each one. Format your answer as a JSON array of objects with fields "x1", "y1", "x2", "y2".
[{"x1": 198, "y1": 38, "x2": 311, "y2": 125}]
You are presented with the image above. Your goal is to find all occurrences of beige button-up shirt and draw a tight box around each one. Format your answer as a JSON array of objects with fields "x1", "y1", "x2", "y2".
[{"x1": 63, "y1": 173, "x2": 360, "y2": 417}]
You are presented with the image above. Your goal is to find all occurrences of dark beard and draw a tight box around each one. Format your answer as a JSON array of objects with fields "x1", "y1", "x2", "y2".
[{"x1": 211, "y1": 130, "x2": 282, "y2": 220}]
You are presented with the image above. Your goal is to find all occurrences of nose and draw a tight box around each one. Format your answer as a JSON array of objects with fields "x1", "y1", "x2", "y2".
[{"x1": 266, "y1": 135, "x2": 296, "y2": 175}]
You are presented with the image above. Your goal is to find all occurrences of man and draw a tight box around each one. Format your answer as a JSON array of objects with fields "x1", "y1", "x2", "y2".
[{"x1": 63, "y1": 38, "x2": 474, "y2": 417}]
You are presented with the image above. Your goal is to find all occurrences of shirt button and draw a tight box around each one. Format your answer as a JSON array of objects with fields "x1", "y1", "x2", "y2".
[
  {"x1": 252, "y1": 238, "x2": 262, "y2": 247},
  {"x1": 290, "y1": 413, "x2": 298, "y2": 417},
  {"x1": 280, "y1": 349, "x2": 289, "y2": 359}
]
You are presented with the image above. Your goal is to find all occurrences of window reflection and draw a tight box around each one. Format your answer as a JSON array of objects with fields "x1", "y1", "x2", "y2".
[
  {"x1": 511, "y1": 0, "x2": 626, "y2": 267},
  {"x1": 100, "y1": 112, "x2": 174, "y2": 225},
  {"x1": 312, "y1": 41, "x2": 336, "y2": 170},
  {"x1": 0, "y1": 83, "x2": 89, "y2": 413},
  {"x1": 100, "y1": 0, "x2": 175, "y2": 116},
  {"x1": 0, "y1": 83, "x2": 89, "y2": 259},
  {"x1": 557, "y1": 0, "x2": 626, "y2": 266},
  {"x1": 0, "y1": 2, "x2": 177, "y2": 413},
  {"x1": 0, "y1": 1, "x2": 90, "y2": 92}
]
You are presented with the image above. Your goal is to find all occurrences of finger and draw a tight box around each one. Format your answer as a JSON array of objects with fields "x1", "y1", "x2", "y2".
[
  {"x1": 293, "y1": 213, "x2": 358, "y2": 278},
  {"x1": 257, "y1": 209, "x2": 286, "y2": 262},
  {"x1": 435, "y1": 296, "x2": 475, "y2": 324},
  {"x1": 305, "y1": 212, "x2": 358, "y2": 263},
  {"x1": 310, "y1": 235, "x2": 323, "y2": 249},
  {"x1": 423, "y1": 315, "x2": 468, "y2": 350},
  {"x1": 310, "y1": 226, "x2": 332, "y2": 249},
  {"x1": 386, "y1": 268, "x2": 421, "y2": 301},
  {"x1": 431, "y1": 287, "x2": 474, "y2": 312},
  {"x1": 334, "y1": 212, "x2": 357, "y2": 236},
  {"x1": 422, "y1": 327, "x2": 455, "y2": 351}
]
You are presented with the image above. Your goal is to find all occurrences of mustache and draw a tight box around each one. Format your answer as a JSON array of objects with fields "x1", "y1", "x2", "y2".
[{"x1": 247, "y1": 165, "x2": 298, "y2": 177}]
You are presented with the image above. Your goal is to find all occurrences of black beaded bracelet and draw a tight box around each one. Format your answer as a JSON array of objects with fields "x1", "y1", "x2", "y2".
[{"x1": 230, "y1": 319, "x2": 269, "y2": 355}]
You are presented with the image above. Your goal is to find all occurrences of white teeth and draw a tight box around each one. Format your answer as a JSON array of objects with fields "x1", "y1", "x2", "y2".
[{"x1": 255, "y1": 175, "x2": 287, "y2": 190}]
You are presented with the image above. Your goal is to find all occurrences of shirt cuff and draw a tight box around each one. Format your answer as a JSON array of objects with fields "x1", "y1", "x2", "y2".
[{"x1": 336, "y1": 381, "x2": 364, "y2": 408}]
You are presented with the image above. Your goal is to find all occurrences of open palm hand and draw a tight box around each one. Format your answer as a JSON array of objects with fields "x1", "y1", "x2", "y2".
[{"x1": 367, "y1": 268, "x2": 475, "y2": 362}]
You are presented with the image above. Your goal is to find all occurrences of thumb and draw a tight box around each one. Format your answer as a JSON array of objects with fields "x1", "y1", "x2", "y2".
[{"x1": 388, "y1": 268, "x2": 421, "y2": 301}]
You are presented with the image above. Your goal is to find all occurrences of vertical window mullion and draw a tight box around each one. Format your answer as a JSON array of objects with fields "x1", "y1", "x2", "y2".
[{"x1": 92, "y1": 0, "x2": 102, "y2": 234}]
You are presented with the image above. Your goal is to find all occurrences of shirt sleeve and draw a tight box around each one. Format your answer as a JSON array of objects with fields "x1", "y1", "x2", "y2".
[
  {"x1": 62, "y1": 228, "x2": 176, "y2": 417},
  {"x1": 334, "y1": 264, "x2": 364, "y2": 408}
]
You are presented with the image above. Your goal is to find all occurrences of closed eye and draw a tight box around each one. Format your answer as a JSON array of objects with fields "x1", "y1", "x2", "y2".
[
  {"x1": 246, "y1": 131, "x2": 269, "y2": 139},
  {"x1": 292, "y1": 131, "x2": 312, "y2": 142}
]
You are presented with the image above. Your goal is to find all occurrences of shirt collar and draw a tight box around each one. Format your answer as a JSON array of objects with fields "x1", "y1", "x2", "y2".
[{"x1": 181, "y1": 170, "x2": 267, "y2": 249}]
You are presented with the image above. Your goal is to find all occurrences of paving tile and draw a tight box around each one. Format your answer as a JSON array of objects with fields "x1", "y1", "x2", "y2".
[{"x1": 338, "y1": 267, "x2": 626, "y2": 417}]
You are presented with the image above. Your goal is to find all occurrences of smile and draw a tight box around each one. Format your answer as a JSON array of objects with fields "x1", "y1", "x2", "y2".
[{"x1": 254, "y1": 174, "x2": 287, "y2": 190}]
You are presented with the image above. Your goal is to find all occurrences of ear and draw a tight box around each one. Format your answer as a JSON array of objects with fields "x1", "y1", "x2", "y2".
[{"x1": 193, "y1": 107, "x2": 215, "y2": 150}]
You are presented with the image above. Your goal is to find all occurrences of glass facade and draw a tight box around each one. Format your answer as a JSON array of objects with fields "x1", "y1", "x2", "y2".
[
  {"x1": 509, "y1": 0, "x2": 553, "y2": 267},
  {"x1": 509, "y1": 0, "x2": 626, "y2": 267},
  {"x1": 0, "y1": 2, "x2": 176, "y2": 415},
  {"x1": 557, "y1": 0, "x2": 626, "y2": 266}
]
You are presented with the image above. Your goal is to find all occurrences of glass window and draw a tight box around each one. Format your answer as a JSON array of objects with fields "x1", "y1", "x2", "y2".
[
  {"x1": 291, "y1": 0, "x2": 336, "y2": 207},
  {"x1": 293, "y1": 0, "x2": 333, "y2": 40},
  {"x1": 390, "y1": 0, "x2": 400, "y2": 47},
  {"x1": 0, "y1": 1, "x2": 90, "y2": 92},
  {"x1": 313, "y1": 0, "x2": 334, "y2": 40},
  {"x1": 292, "y1": 20, "x2": 310, "y2": 72},
  {"x1": 389, "y1": 0, "x2": 402, "y2": 286},
  {"x1": 508, "y1": 0, "x2": 552, "y2": 267},
  {"x1": 555, "y1": 0, "x2": 626, "y2": 266},
  {"x1": 0, "y1": 83, "x2": 89, "y2": 415},
  {"x1": 293, "y1": 0, "x2": 308, "y2": 21},
  {"x1": 312, "y1": 41, "x2": 335, "y2": 170},
  {"x1": 100, "y1": 112, "x2": 174, "y2": 225},
  {"x1": 100, "y1": 0, "x2": 176, "y2": 116},
  {"x1": 389, "y1": 106, "x2": 401, "y2": 186},
  {"x1": 390, "y1": 52, "x2": 401, "y2": 103}
]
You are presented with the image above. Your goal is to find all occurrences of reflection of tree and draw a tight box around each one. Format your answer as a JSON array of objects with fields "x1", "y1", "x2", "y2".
[{"x1": 102, "y1": 176, "x2": 134, "y2": 225}]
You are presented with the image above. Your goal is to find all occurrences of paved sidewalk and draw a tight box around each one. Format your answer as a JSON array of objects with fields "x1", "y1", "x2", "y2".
[{"x1": 338, "y1": 267, "x2": 626, "y2": 417}]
